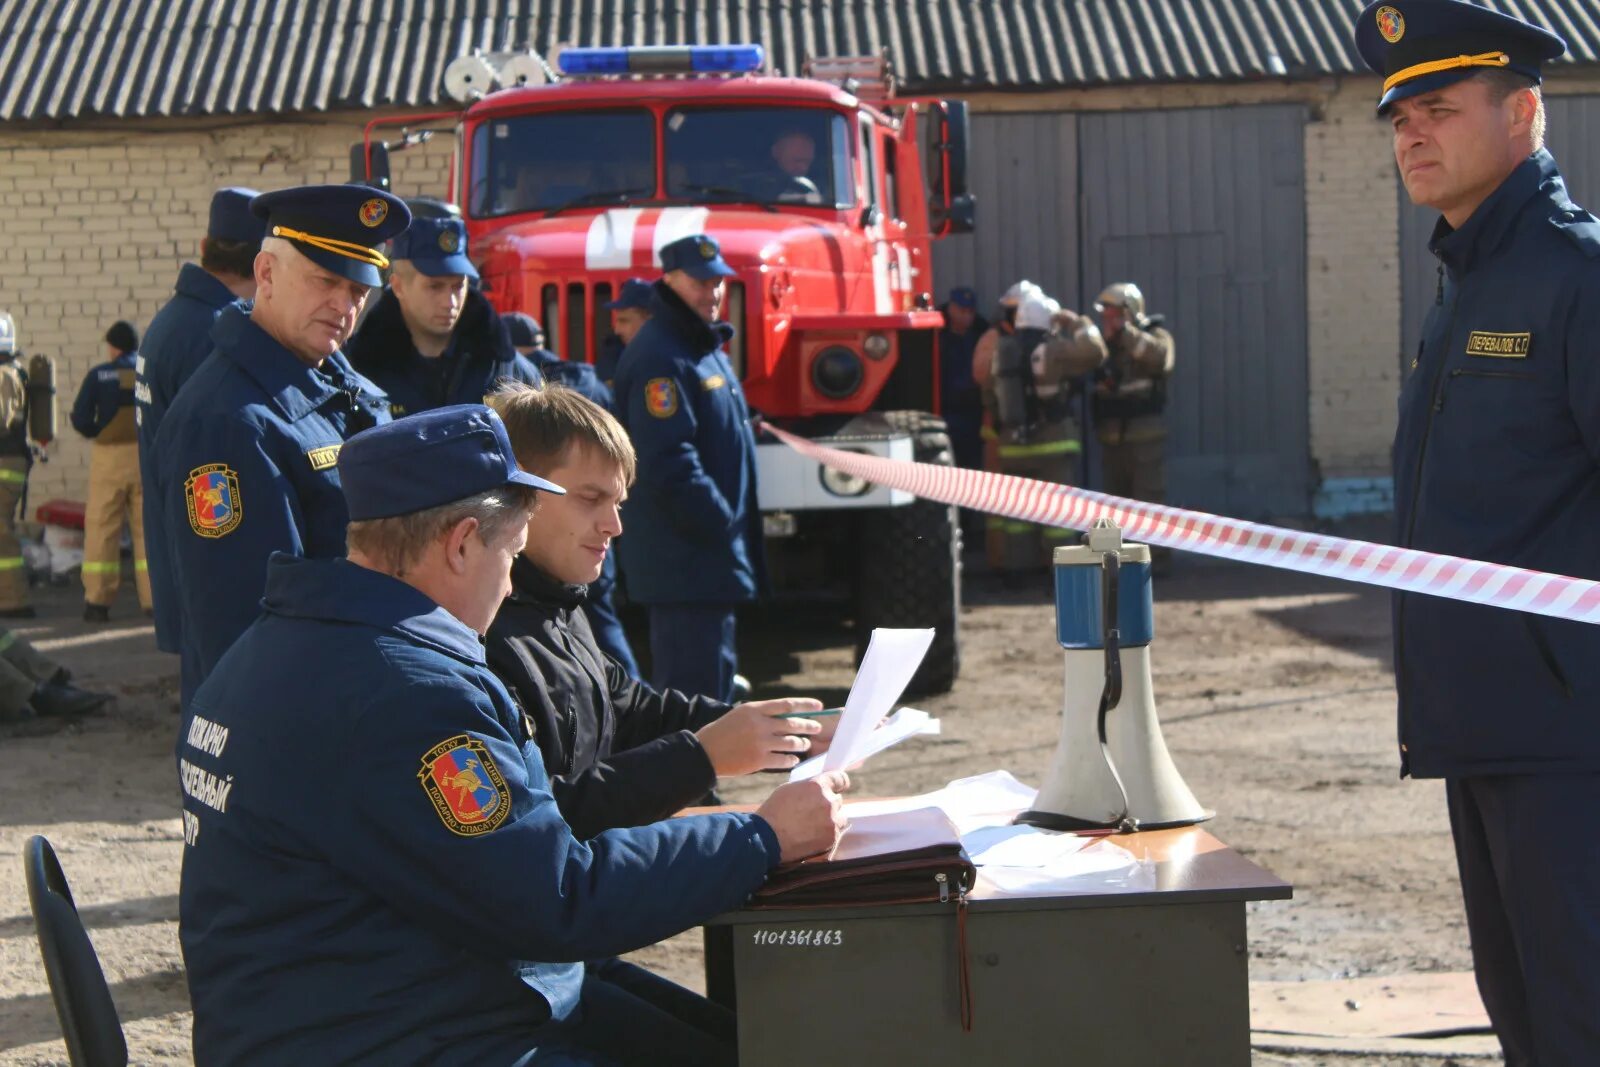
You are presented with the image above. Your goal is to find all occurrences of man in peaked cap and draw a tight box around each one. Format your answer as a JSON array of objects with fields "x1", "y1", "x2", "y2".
[
  {"x1": 137, "y1": 186, "x2": 267, "y2": 656},
  {"x1": 614, "y1": 234, "x2": 763, "y2": 706},
  {"x1": 596, "y1": 278, "x2": 653, "y2": 389},
  {"x1": 154, "y1": 183, "x2": 409, "y2": 706},
  {"x1": 346, "y1": 214, "x2": 542, "y2": 418},
  {"x1": 177, "y1": 403, "x2": 848, "y2": 1066},
  {"x1": 1356, "y1": 3, "x2": 1600, "y2": 1060}
]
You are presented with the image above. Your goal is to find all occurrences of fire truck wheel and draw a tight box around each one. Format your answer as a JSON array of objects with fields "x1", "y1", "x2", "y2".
[{"x1": 856, "y1": 411, "x2": 962, "y2": 695}]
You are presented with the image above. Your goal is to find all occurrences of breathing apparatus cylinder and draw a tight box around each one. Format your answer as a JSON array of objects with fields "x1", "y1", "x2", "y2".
[{"x1": 25, "y1": 352, "x2": 56, "y2": 447}]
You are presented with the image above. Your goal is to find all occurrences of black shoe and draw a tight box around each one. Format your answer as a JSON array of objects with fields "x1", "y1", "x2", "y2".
[
  {"x1": 83, "y1": 603, "x2": 111, "y2": 624},
  {"x1": 29, "y1": 680, "x2": 112, "y2": 718},
  {"x1": 0, "y1": 605, "x2": 36, "y2": 619}
]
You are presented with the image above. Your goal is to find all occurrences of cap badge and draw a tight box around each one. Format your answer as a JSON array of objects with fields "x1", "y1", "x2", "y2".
[
  {"x1": 438, "y1": 228, "x2": 461, "y2": 254},
  {"x1": 699, "y1": 238, "x2": 716, "y2": 260},
  {"x1": 359, "y1": 198, "x2": 389, "y2": 228},
  {"x1": 1376, "y1": 6, "x2": 1405, "y2": 44}
]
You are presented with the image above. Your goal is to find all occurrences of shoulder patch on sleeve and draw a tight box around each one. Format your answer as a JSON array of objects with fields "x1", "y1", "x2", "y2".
[
  {"x1": 645, "y1": 377, "x2": 679, "y2": 418},
  {"x1": 185, "y1": 464, "x2": 243, "y2": 538},
  {"x1": 418, "y1": 735, "x2": 512, "y2": 836}
]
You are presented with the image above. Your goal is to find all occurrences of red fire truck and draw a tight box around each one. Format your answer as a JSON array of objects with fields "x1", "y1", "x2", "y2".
[{"x1": 357, "y1": 44, "x2": 975, "y2": 693}]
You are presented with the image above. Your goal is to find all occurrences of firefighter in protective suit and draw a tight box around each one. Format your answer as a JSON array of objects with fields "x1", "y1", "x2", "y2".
[
  {"x1": 983, "y1": 290, "x2": 1107, "y2": 570},
  {"x1": 0, "y1": 313, "x2": 33, "y2": 617},
  {"x1": 71, "y1": 321, "x2": 151, "y2": 622}
]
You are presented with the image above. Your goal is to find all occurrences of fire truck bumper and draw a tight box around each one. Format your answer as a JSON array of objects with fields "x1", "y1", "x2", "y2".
[{"x1": 755, "y1": 423, "x2": 915, "y2": 514}]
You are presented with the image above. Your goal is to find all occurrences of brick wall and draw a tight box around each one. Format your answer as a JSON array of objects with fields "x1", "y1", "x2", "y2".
[{"x1": 0, "y1": 111, "x2": 454, "y2": 505}]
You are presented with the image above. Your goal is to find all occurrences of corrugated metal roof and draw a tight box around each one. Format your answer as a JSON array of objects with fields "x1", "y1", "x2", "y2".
[{"x1": 2, "y1": 0, "x2": 1598, "y2": 122}]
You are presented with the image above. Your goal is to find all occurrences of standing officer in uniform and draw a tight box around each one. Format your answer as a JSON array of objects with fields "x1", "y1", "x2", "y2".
[
  {"x1": 0, "y1": 313, "x2": 33, "y2": 618},
  {"x1": 614, "y1": 234, "x2": 762, "y2": 705},
  {"x1": 1357, "y1": 3, "x2": 1600, "y2": 1061},
  {"x1": 1092, "y1": 281, "x2": 1175, "y2": 570},
  {"x1": 154, "y1": 184, "x2": 407, "y2": 705},
  {"x1": 71, "y1": 321, "x2": 151, "y2": 622},
  {"x1": 983, "y1": 290, "x2": 1107, "y2": 571},
  {"x1": 177, "y1": 404, "x2": 847, "y2": 1065},
  {"x1": 137, "y1": 187, "x2": 265, "y2": 654},
  {"x1": 598, "y1": 277, "x2": 654, "y2": 390},
  {"x1": 346, "y1": 215, "x2": 540, "y2": 417}
]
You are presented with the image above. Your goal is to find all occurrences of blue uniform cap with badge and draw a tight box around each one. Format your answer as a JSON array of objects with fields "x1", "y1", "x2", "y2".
[
  {"x1": 390, "y1": 216, "x2": 478, "y2": 281},
  {"x1": 338, "y1": 403, "x2": 564, "y2": 522},
  {"x1": 1356, "y1": 0, "x2": 1566, "y2": 114},
  {"x1": 250, "y1": 184, "x2": 412, "y2": 289},
  {"x1": 659, "y1": 234, "x2": 735, "y2": 280},
  {"x1": 949, "y1": 286, "x2": 977, "y2": 309},
  {"x1": 208, "y1": 187, "x2": 266, "y2": 246},
  {"x1": 502, "y1": 312, "x2": 543, "y2": 349},
  {"x1": 605, "y1": 278, "x2": 654, "y2": 310}
]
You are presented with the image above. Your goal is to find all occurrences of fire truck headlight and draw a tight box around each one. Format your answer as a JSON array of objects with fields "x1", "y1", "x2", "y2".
[
  {"x1": 863, "y1": 333, "x2": 891, "y2": 359},
  {"x1": 820, "y1": 458, "x2": 873, "y2": 498},
  {"x1": 811, "y1": 346, "x2": 864, "y2": 399}
]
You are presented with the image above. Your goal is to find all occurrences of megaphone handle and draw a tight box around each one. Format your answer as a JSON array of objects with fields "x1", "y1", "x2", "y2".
[{"x1": 1097, "y1": 552, "x2": 1136, "y2": 832}]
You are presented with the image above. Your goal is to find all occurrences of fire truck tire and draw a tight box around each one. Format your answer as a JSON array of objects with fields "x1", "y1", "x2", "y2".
[{"x1": 855, "y1": 411, "x2": 961, "y2": 695}]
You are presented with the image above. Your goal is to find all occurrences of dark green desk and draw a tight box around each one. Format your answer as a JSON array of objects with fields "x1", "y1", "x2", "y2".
[{"x1": 703, "y1": 826, "x2": 1291, "y2": 1066}]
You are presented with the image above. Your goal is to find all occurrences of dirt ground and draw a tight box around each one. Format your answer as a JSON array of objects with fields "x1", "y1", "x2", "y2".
[{"x1": 0, "y1": 541, "x2": 1490, "y2": 1066}]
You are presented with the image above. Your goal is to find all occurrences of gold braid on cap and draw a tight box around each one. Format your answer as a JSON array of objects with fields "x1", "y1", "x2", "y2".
[
  {"x1": 1384, "y1": 51, "x2": 1510, "y2": 94},
  {"x1": 271, "y1": 226, "x2": 390, "y2": 269}
]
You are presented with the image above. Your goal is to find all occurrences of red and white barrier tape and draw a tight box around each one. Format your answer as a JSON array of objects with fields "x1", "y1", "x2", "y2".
[{"x1": 763, "y1": 424, "x2": 1600, "y2": 626}]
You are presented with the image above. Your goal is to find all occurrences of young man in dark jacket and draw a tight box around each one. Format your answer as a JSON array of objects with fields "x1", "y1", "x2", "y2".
[
  {"x1": 486, "y1": 383, "x2": 834, "y2": 838},
  {"x1": 346, "y1": 216, "x2": 541, "y2": 417}
]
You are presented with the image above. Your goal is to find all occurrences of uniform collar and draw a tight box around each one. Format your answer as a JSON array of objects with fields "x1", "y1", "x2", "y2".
[
  {"x1": 508, "y1": 553, "x2": 588, "y2": 609},
  {"x1": 111, "y1": 350, "x2": 137, "y2": 369},
  {"x1": 175, "y1": 262, "x2": 243, "y2": 311},
  {"x1": 1430, "y1": 149, "x2": 1558, "y2": 274},
  {"x1": 210, "y1": 303, "x2": 349, "y2": 423},
  {"x1": 261, "y1": 554, "x2": 487, "y2": 665}
]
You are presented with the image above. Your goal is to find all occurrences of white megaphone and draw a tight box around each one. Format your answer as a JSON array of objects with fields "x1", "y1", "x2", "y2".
[{"x1": 1018, "y1": 521, "x2": 1211, "y2": 832}]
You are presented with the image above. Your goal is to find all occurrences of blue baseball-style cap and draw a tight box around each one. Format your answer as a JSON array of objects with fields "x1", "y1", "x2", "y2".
[
  {"x1": 659, "y1": 234, "x2": 735, "y2": 280},
  {"x1": 339, "y1": 404, "x2": 565, "y2": 521},
  {"x1": 1356, "y1": 1, "x2": 1565, "y2": 114},
  {"x1": 502, "y1": 312, "x2": 543, "y2": 348},
  {"x1": 250, "y1": 184, "x2": 411, "y2": 288},
  {"x1": 605, "y1": 278, "x2": 654, "y2": 310},
  {"x1": 948, "y1": 286, "x2": 977, "y2": 309},
  {"x1": 391, "y1": 216, "x2": 478, "y2": 281},
  {"x1": 208, "y1": 187, "x2": 266, "y2": 246}
]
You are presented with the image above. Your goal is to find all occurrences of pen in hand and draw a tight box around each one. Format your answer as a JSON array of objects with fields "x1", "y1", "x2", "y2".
[{"x1": 776, "y1": 707, "x2": 843, "y2": 720}]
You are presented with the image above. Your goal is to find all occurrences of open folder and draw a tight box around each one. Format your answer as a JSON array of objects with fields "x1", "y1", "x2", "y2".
[{"x1": 751, "y1": 807, "x2": 974, "y2": 908}]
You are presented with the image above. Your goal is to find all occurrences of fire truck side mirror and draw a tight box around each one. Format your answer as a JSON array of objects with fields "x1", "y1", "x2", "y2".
[
  {"x1": 929, "y1": 100, "x2": 975, "y2": 237},
  {"x1": 349, "y1": 141, "x2": 394, "y2": 191}
]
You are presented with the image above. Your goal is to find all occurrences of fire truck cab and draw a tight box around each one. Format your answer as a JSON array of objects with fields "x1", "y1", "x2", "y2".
[{"x1": 358, "y1": 44, "x2": 975, "y2": 693}]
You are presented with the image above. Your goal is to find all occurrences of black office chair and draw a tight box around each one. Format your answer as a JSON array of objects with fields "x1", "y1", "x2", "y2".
[{"x1": 23, "y1": 835, "x2": 128, "y2": 1067}]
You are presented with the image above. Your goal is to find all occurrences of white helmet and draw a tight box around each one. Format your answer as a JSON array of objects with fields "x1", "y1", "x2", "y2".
[
  {"x1": 1016, "y1": 292, "x2": 1060, "y2": 331},
  {"x1": 0, "y1": 312, "x2": 14, "y2": 355},
  {"x1": 1000, "y1": 279, "x2": 1043, "y2": 308},
  {"x1": 1094, "y1": 282, "x2": 1145, "y2": 320}
]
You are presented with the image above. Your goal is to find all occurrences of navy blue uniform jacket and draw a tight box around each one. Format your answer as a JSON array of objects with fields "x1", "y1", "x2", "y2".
[
  {"x1": 136, "y1": 264, "x2": 240, "y2": 652},
  {"x1": 70, "y1": 350, "x2": 137, "y2": 439},
  {"x1": 346, "y1": 287, "x2": 541, "y2": 417},
  {"x1": 178, "y1": 554, "x2": 779, "y2": 1066},
  {"x1": 486, "y1": 556, "x2": 726, "y2": 839},
  {"x1": 152, "y1": 305, "x2": 390, "y2": 704},
  {"x1": 1395, "y1": 149, "x2": 1600, "y2": 778},
  {"x1": 613, "y1": 282, "x2": 763, "y2": 604}
]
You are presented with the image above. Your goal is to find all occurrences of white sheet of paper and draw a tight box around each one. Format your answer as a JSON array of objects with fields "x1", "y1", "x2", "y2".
[
  {"x1": 819, "y1": 627, "x2": 934, "y2": 775},
  {"x1": 788, "y1": 707, "x2": 939, "y2": 782},
  {"x1": 979, "y1": 840, "x2": 1152, "y2": 895},
  {"x1": 843, "y1": 770, "x2": 1039, "y2": 834},
  {"x1": 961, "y1": 824, "x2": 1103, "y2": 867}
]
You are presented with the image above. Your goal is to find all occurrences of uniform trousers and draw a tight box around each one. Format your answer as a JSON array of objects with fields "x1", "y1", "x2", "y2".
[
  {"x1": 82, "y1": 441, "x2": 150, "y2": 609},
  {"x1": 649, "y1": 604, "x2": 737, "y2": 704},
  {"x1": 1447, "y1": 774, "x2": 1600, "y2": 1066},
  {"x1": 520, "y1": 959, "x2": 735, "y2": 1066},
  {"x1": 0, "y1": 456, "x2": 29, "y2": 610},
  {"x1": 0, "y1": 627, "x2": 63, "y2": 718}
]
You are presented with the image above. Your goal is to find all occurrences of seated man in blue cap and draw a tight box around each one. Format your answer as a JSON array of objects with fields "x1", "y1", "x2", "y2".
[
  {"x1": 154, "y1": 184, "x2": 408, "y2": 705},
  {"x1": 596, "y1": 277, "x2": 653, "y2": 389},
  {"x1": 176, "y1": 403, "x2": 849, "y2": 1067},
  {"x1": 1355, "y1": 3, "x2": 1600, "y2": 1062},
  {"x1": 614, "y1": 234, "x2": 762, "y2": 705},
  {"x1": 137, "y1": 186, "x2": 266, "y2": 656},
  {"x1": 346, "y1": 215, "x2": 541, "y2": 417}
]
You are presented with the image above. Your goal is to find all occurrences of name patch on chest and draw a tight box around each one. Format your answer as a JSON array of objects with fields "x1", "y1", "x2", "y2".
[
  {"x1": 702, "y1": 374, "x2": 726, "y2": 391},
  {"x1": 1465, "y1": 331, "x2": 1531, "y2": 359},
  {"x1": 305, "y1": 444, "x2": 341, "y2": 471}
]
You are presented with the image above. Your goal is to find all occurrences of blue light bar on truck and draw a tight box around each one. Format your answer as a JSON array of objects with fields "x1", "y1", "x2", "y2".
[{"x1": 557, "y1": 45, "x2": 765, "y2": 76}]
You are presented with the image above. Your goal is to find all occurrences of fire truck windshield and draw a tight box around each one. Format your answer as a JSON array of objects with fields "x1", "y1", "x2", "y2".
[
  {"x1": 665, "y1": 107, "x2": 853, "y2": 209},
  {"x1": 469, "y1": 108, "x2": 655, "y2": 217}
]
